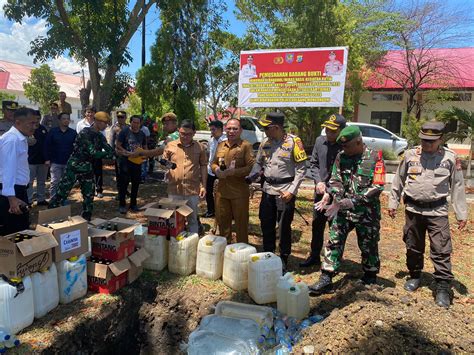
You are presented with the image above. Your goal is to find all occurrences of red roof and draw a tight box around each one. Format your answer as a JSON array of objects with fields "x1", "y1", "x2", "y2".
[
  {"x1": 208, "y1": 107, "x2": 250, "y2": 121},
  {"x1": 365, "y1": 47, "x2": 474, "y2": 90}
]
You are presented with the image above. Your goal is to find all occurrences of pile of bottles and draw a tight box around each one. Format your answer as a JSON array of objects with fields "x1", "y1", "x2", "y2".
[
  {"x1": 12, "y1": 233, "x2": 37, "y2": 243},
  {"x1": 89, "y1": 256, "x2": 113, "y2": 265},
  {"x1": 96, "y1": 223, "x2": 119, "y2": 231},
  {"x1": 0, "y1": 328, "x2": 20, "y2": 353},
  {"x1": 39, "y1": 219, "x2": 66, "y2": 228}
]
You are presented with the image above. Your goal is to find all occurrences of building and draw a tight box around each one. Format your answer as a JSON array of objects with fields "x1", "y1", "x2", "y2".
[
  {"x1": 0, "y1": 59, "x2": 86, "y2": 128},
  {"x1": 355, "y1": 47, "x2": 474, "y2": 156}
]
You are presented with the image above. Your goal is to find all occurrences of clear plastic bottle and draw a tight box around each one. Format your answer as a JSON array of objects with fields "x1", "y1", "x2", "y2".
[{"x1": 0, "y1": 329, "x2": 20, "y2": 348}]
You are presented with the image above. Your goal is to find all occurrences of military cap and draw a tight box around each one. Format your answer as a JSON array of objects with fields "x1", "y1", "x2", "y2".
[
  {"x1": 258, "y1": 112, "x2": 285, "y2": 127},
  {"x1": 419, "y1": 121, "x2": 445, "y2": 140},
  {"x1": 2, "y1": 100, "x2": 19, "y2": 111},
  {"x1": 94, "y1": 111, "x2": 110, "y2": 123},
  {"x1": 116, "y1": 110, "x2": 127, "y2": 118},
  {"x1": 337, "y1": 125, "x2": 361, "y2": 144},
  {"x1": 321, "y1": 113, "x2": 346, "y2": 131},
  {"x1": 161, "y1": 112, "x2": 177, "y2": 122}
]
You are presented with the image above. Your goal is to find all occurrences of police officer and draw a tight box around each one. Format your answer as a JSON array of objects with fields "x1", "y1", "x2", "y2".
[
  {"x1": 309, "y1": 125, "x2": 386, "y2": 294},
  {"x1": 300, "y1": 113, "x2": 346, "y2": 268},
  {"x1": 49, "y1": 112, "x2": 115, "y2": 221},
  {"x1": 212, "y1": 118, "x2": 255, "y2": 243},
  {"x1": 0, "y1": 100, "x2": 18, "y2": 136},
  {"x1": 248, "y1": 112, "x2": 307, "y2": 268},
  {"x1": 388, "y1": 121, "x2": 468, "y2": 309}
]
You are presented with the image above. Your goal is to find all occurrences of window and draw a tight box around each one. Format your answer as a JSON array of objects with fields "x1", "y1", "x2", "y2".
[
  {"x1": 372, "y1": 93, "x2": 403, "y2": 101},
  {"x1": 370, "y1": 111, "x2": 402, "y2": 134},
  {"x1": 450, "y1": 93, "x2": 472, "y2": 101},
  {"x1": 240, "y1": 118, "x2": 255, "y2": 131},
  {"x1": 368, "y1": 127, "x2": 392, "y2": 139}
]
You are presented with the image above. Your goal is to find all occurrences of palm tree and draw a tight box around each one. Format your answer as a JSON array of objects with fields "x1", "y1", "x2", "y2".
[{"x1": 439, "y1": 107, "x2": 473, "y2": 178}]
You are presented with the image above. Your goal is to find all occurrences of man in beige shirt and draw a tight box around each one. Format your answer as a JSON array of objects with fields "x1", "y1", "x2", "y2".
[
  {"x1": 162, "y1": 119, "x2": 207, "y2": 233},
  {"x1": 388, "y1": 121, "x2": 468, "y2": 309},
  {"x1": 212, "y1": 118, "x2": 255, "y2": 243}
]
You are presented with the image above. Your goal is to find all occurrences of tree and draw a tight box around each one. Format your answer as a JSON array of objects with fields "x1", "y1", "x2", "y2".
[
  {"x1": 0, "y1": 91, "x2": 16, "y2": 103},
  {"x1": 4, "y1": 0, "x2": 158, "y2": 112},
  {"x1": 376, "y1": 0, "x2": 474, "y2": 118},
  {"x1": 438, "y1": 107, "x2": 474, "y2": 177},
  {"x1": 23, "y1": 64, "x2": 60, "y2": 113}
]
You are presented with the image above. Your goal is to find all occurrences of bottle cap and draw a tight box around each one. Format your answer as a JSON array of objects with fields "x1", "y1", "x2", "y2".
[
  {"x1": 69, "y1": 256, "x2": 79, "y2": 262},
  {"x1": 251, "y1": 255, "x2": 260, "y2": 262}
]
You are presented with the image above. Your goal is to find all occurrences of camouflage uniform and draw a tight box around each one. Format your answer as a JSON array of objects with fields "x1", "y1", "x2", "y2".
[
  {"x1": 49, "y1": 127, "x2": 115, "y2": 220},
  {"x1": 322, "y1": 146, "x2": 385, "y2": 274}
]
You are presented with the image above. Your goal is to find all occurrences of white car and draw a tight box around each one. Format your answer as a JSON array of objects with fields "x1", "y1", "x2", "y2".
[{"x1": 323, "y1": 122, "x2": 407, "y2": 156}]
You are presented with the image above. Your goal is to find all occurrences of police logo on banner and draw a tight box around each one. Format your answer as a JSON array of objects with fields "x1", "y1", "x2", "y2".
[{"x1": 285, "y1": 53, "x2": 294, "y2": 64}]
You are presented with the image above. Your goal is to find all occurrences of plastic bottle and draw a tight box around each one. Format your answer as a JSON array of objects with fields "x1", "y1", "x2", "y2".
[
  {"x1": 0, "y1": 276, "x2": 34, "y2": 335},
  {"x1": 248, "y1": 252, "x2": 283, "y2": 303},
  {"x1": 222, "y1": 243, "x2": 257, "y2": 291},
  {"x1": 276, "y1": 273, "x2": 296, "y2": 315},
  {"x1": 31, "y1": 264, "x2": 59, "y2": 319},
  {"x1": 57, "y1": 254, "x2": 87, "y2": 304},
  {"x1": 142, "y1": 234, "x2": 167, "y2": 271},
  {"x1": 287, "y1": 283, "x2": 310, "y2": 320},
  {"x1": 0, "y1": 330, "x2": 20, "y2": 348},
  {"x1": 168, "y1": 233, "x2": 199, "y2": 276},
  {"x1": 196, "y1": 235, "x2": 227, "y2": 280}
]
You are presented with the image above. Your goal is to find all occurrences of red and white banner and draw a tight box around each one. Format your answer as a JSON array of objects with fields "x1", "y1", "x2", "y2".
[{"x1": 238, "y1": 47, "x2": 348, "y2": 107}]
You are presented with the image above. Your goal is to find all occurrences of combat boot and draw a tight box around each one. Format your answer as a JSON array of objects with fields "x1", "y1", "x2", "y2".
[
  {"x1": 435, "y1": 280, "x2": 451, "y2": 309},
  {"x1": 309, "y1": 271, "x2": 333, "y2": 295},
  {"x1": 404, "y1": 272, "x2": 421, "y2": 292},
  {"x1": 360, "y1": 271, "x2": 377, "y2": 285}
]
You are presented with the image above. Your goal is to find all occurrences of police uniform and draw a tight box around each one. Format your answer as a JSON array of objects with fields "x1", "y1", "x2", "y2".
[
  {"x1": 0, "y1": 101, "x2": 18, "y2": 136},
  {"x1": 212, "y1": 138, "x2": 255, "y2": 243},
  {"x1": 49, "y1": 112, "x2": 115, "y2": 221},
  {"x1": 249, "y1": 112, "x2": 307, "y2": 263},
  {"x1": 309, "y1": 125, "x2": 386, "y2": 294},
  {"x1": 389, "y1": 121, "x2": 468, "y2": 308}
]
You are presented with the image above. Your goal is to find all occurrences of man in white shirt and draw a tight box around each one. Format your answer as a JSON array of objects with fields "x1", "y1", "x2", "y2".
[
  {"x1": 204, "y1": 120, "x2": 226, "y2": 217},
  {"x1": 0, "y1": 107, "x2": 36, "y2": 234},
  {"x1": 240, "y1": 55, "x2": 257, "y2": 79}
]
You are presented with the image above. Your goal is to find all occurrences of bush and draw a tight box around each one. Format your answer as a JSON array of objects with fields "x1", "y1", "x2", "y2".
[
  {"x1": 401, "y1": 114, "x2": 426, "y2": 147},
  {"x1": 382, "y1": 149, "x2": 397, "y2": 161}
]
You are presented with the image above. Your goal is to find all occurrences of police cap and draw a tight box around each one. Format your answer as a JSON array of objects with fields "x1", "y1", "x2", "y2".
[
  {"x1": 258, "y1": 112, "x2": 285, "y2": 127},
  {"x1": 321, "y1": 113, "x2": 346, "y2": 131},
  {"x1": 2, "y1": 100, "x2": 19, "y2": 111},
  {"x1": 418, "y1": 121, "x2": 445, "y2": 140},
  {"x1": 116, "y1": 110, "x2": 127, "y2": 118}
]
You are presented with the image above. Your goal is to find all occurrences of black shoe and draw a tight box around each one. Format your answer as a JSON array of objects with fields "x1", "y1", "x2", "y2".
[
  {"x1": 119, "y1": 206, "x2": 127, "y2": 214},
  {"x1": 404, "y1": 278, "x2": 421, "y2": 292},
  {"x1": 129, "y1": 205, "x2": 140, "y2": 213},
  {"x1": 37, "y1": 201, "x2": 49, "y2": 206},
  {"x1": 198, "y1": 222, "x2": 205, "y2": 236},
  {"x1": 203, "y1": 212, "x2": 215, "y2": 218},
  {"x1": 309, "y1": 272, "x2": 333, "y2": 295},
  {"x1": 280, "y1": 254, "x2": 289, "y2": 273},
  {"x1": 299, "y1": 254, "x2": 321, "y2": 268},
  {"x1": 360, "y1": 272, "x2": 377, "y2": 285},
  {"x1": 435, "y1": 281, "x2": 451, "y2": 309}
]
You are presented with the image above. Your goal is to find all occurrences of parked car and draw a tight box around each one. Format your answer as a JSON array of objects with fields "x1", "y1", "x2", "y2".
[
  {"x1": 194, "y1": 116, "x2": 265, "y2": 150},
  {"x1": 323, "y1": 122, "x2": 407, "y2": 156}
]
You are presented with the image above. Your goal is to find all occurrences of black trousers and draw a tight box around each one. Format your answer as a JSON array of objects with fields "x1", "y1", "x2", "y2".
[
  {"x1": 93, "y1": 158, "x2": 103, "y2": 194},
  {"x1": 0, "y1": 184, "x2": 29, "y2": 235},
  {"x1": 118, "y1": 159, "x2": 141, "y2": 208},
  {"x1": 403, "y1": 210, "x2": 453, "y2": 281},
  {"x1": 259, "y1": 192, "x2": 295, "y2": 257},
  {"x1": 310, "y1": 193, "x2": 331, "y2": 258},
  {"x1": 205, "y1": 174, "x2": 217, "y2": 214}
]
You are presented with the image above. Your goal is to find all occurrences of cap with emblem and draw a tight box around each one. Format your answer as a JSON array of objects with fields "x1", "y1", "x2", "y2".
[
  {"x1": 94, "y1": 111, "x2": 110, "y2": 123},
  {"x1": 116, "y1": 110, "x2": 127, "y2": 118},
  {"x1": 2, "y1": 100, "x2": 19, "y2": 111},
  {"x1": 258, "y1": 112, "x2": 285, "y2": 127},
  {"x1": 336, "y1": 125, "x2": 361, "y2": 144},
  {"x1": 321, "y1": 113, "x2": 346, "y2": 131},
  {"x1": 161, "y1": 112, "x2": 177, "y2": 122},
  {"x1": 418, "y1": 121, "x2": 445, "y2": 140}
]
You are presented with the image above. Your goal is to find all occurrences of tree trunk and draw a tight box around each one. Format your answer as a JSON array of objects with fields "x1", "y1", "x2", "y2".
[{"x1": 467, "y1": 140, "x2": 473, "y2": 179}]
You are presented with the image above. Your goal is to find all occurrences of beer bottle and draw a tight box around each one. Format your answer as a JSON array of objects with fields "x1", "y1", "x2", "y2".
[
  {"x1": 114, "y1": 223, "x2": 119, "y2": 231},
  {"x1": 219, "y1": 157, "x2": 226, "y2": 170},
  {"x1": 107, "y1": 223, "x2": 112, "y2": 231}
]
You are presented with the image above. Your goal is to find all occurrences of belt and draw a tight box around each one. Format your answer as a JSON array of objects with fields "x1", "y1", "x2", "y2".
[
  {"x1": 404, "y1": 195, "x2": 447, "y2": 209},
  {"x1": 265, "y1": 176, "x2": 294, "y2": 185},
  {"x1": 0, "y1": 183, "x2": 28, "y2": 190}
]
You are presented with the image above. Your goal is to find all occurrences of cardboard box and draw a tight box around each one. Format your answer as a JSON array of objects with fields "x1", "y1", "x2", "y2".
[
  {"x1": 87, "y1": 258, "x2": 130, "y2": 294},
  {"x1": 127, "y1": 248, "x2": 150, "y2": 284},
  {"x1": 109, "y1": 217, "x2": 146, "y2": 248},
  {"x1": 144, "y1": 198, "x2": 193, "y2": 237},
  {"x1": 0, "y1": 230, "x2": 58, "y2": 278},
  {"x1": 89, "y1": 218, "x2": 136, "y2": 242},
  {"x1": 36, "y1": 205, "x2": 88, "y2": 262},
  {"x1": 90, "y1": 228, "x2": 136, "y2": 261}
]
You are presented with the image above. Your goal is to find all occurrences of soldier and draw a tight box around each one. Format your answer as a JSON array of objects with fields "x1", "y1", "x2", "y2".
[
  {"x1": 48, "y1": 111, "x2": 115, "y2": 221},
  {"x1": 309, "y1": 125, "x2": 386, "y2": 294},
  {"x1": 212, "y1": 118, "x2": 255, "y2": 243},
  {"x1": 300, "y1": 113, "x2": 346, "y2": 268},
  {"x1": 388, "y1": 121, "x2": 468, "y2": 309},
  {"x1": 0, "y1": 100, "x2": 18, "y2": 136},
  {"x1": 248, "y1": 112, "x2": 307, "y2": 269}
]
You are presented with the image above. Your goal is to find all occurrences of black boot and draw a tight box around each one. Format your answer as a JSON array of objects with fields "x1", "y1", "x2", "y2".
[
  {"x1": 309, "y1": 271, "x2": 333, "y2": 295},
  {"x1": 435, "y1": 280, "x2": 451, "y2": 309},
  {"x1": 280, "y1": 254, "x2": 289, "y2": 274},
  {"x1": 360, "y1": 271, "x2": 377, "y2": 285},
  {"x1": 404, "y1": 272, "x2": 421, "y2": 292},
  {"x1": 299, "y1": 254, "x2": 321, "y2": 268}
]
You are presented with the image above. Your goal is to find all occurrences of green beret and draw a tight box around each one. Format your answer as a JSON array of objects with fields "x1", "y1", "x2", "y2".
[{"x1": 337, "y1": 125, "x2": 361, "y2": 144}]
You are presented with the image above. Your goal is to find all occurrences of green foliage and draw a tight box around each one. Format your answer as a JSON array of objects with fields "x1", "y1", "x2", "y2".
[
  {"x1": 0, "y1": 91, "x2": 16, "y2": 103},
  {"x1": 22, "y1": 64, "x2": 60, "y2": 114},
  {"x1": 401, "y1": 113, "x2": 426, "y2": 147},
  {"x1": 382, "y1": 149, "x2": 397, "y2": 161},
  {"x1": 437, "y1": 107, "x2": 474, "y2": 144},
  {"x1": 109, "y1": 72, "x2": 133, "y2": 110}
]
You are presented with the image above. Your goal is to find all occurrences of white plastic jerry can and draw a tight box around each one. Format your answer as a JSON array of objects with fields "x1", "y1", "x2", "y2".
[
  {"x1": 57, "y1": 254, "x2": 88, "y2": 304},
  {"x1": 222, "y1": 243, "x2": 257, "y2": 291},
  {"x1": 142, "y1": 233, "x2": 168, "y2": 271},
  {"x1": 0, "y1": 276, "x2": 34, "y2": 334},
  {"x1": 168, "y1": 232, "x2": 199, "y2": 276},
  {"x1": 276, "y1": 272, "x2": 296, "y2": 315},
  {"x1": 287, "y1": 282, "x2": 310, "y2": 320},
  {"x1": 31, "y1": 264, "x2": 59, "y2": 319},
  {"x1": 247, "y1": 252, "x2": 283, "y2": 304},
  {"x1": 196, "y1": 235, "x2": 227, "y2": 280}
]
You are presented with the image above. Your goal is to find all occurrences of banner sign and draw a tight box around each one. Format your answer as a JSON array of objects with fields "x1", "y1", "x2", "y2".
[{"x1": 238, "y1": 47, "x2": 348, "y2": 107}]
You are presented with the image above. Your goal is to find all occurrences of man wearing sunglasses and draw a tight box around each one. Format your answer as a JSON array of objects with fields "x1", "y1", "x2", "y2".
[
  {"x1": 248, "y1": 112, "x2": 307, "y2": 270},
  {"x1": 388, "y1": 121, "x2": 467, "y2": 309}
]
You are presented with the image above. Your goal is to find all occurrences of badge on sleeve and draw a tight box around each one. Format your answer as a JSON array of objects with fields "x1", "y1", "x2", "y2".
[{"x1": 292, "y1": 137, "x2": 307, "y2": 162}]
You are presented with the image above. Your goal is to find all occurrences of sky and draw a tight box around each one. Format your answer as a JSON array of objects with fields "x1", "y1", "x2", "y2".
[{"x1": 0, "y1": 0, "x2": 473, "y2": 78}]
